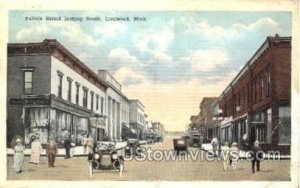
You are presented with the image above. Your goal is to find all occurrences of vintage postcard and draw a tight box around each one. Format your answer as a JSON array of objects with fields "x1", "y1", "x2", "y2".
[{"x1": 0, "y1": 0, "x2": 299, "y2": 188}]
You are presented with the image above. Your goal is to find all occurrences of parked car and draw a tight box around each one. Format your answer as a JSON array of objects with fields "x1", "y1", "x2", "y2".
[
  {"x1": 88, "y1": 142, "x2": 125, "y2": 176},
  {"x1": 125, "y1": 138, "x2": 142, "y2": 157},
  {"x1": 173, "y1": 138, "x2": 188, "y2": 155},
  {"x1": 190, "y1": 133, "x2": 201, "y2": 147},
  {"x1": 146, "y1": 138, "x2": 154, "y2": 144}
]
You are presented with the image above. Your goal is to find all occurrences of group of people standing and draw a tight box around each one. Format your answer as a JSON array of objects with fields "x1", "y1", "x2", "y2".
[
  {"x1": 210, "y1": 137, "x2": 263, "y2": 173},
  {"x1": 11, "y1": 133, "x2": 95, "y2": 174},
  {"x1": 11, "y1": 135, "x2": 58, "y2": 174}
]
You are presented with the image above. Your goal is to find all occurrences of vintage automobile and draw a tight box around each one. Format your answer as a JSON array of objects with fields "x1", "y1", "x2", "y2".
[
  {"x1": 173, "y1": 138, "x2": 188, "y2": 154},
  {"x1": 88, "y1": 142, "x2": 125, "y2": 176},
  {"x1": 189, "y1": 133, "x2": 201, "y2": 147},
  {"x1": 125, "y1": 138, "x2": 142, "y2": 157}
]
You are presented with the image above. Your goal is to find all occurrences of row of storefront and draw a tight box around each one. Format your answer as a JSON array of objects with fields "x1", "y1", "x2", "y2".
[
  {"x1": 9, "y1": 95, "x2": 106, "y2": 146},
  {"x1": 7, "y1": 39, "x2": 151, "y2": 147},
  {"x1": 214, "y1": 34, "x2": 291, "y2": 154}
]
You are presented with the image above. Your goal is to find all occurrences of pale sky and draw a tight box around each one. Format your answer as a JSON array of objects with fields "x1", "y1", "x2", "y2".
[{"x1": 9, "y1": 11, "x2": 291, "y2": 131}]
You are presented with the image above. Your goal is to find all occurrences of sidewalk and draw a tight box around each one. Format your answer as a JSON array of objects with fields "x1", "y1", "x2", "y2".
[
  {"x1": 7, "y1": 146, "x2": 88, "y2": 157},
  {"x1": 7, "y1": 142, "x2": 128, "y2": 157},
  {"x1": 201, "y1": 143, "x2": 290, "y2": 160}
]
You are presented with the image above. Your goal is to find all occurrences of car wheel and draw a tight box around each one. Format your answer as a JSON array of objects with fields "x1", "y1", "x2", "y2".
[{"x1": 89, "y1": 161, "x2": 93, "y2": 177}]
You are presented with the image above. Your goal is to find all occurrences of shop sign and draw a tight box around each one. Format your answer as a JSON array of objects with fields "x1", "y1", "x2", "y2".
[
  {"x1": 10, "y1": 97, "x2": 51, "y2": 106},
  {"x1": 25, "y1": 97, "x2": 51, "y2": 105},
  {"x1": 51, "y1": 99, "x2": 90, "y2": 117},
  {"x1": 10, "y1": 99, "x2": 24, "y2": 105},
  {"x1": 90, "y1": 117, "x2": 106, "y2": 129}
]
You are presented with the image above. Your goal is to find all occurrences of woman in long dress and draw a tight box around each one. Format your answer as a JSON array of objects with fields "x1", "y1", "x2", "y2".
[
  {"x1": 12, "y1": 138, "x2": 25, "y2": 174},
  {"x1": 229, "y1": 142, "x2": 239, "y2": 170},
  {"x1": 30, "y1": 137, "x2": 43, "y2": 164},
  {"x1": 222, "y1": 142, "x2": 230, "y2": 171}
]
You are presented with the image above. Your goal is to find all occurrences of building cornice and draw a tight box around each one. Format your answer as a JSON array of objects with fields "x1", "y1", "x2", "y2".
[
  {"x1": 8, "y1": 39, "x2": 108, "y2": 92},
  {"x1": 218, "y1": 35, "x2": 291, "y2": 101}
]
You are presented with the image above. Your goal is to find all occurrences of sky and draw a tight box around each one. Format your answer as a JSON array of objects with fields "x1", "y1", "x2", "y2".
[{"x1": 8, "y1": 11, "x2": 292, "y2": 131}]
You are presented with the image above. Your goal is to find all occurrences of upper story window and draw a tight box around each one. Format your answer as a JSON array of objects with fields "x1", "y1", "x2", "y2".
[
  {"x1": 267, "y1": 67, "x2": 271, "y2": 96},
  {"x1": 261, "y1": 74, "x2": 264, "y2": 98},
  {"x1": 24, "y1": 71, "x2": 33, "y2": 94},
  {"x1": 67, "y1": 77, "x2": 73, "y2": 102},
  {"x1": 75, "y1": 82, "x2": 80, "y2": 105},
  {"x1": 100, "y1": 97, "x2": 104, "y2": 115},
  {"x1": 83, "y1": 87, "x2": 88, "y2": 108},
  {"x1": 57, "y1": 71, "x2": 64, "y2": 98},
  {"x1": 96, "y1": 95, "x2": 99, "y2": 111},
  {"x1": 90, "y1": 91, "x2": 94, "y2": 111}
]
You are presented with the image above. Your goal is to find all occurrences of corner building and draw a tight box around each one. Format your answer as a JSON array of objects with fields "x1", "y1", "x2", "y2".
[
  {"x1": 218, "y1": 35, "x2": 291, "y2": 155},
  {"x1": 7, "y1": 39, "x2": 108, "y2": 146}
]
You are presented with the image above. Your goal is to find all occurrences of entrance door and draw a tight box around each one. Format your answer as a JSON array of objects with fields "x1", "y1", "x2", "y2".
[{"x1": 250, "y1": 126, "x2": 256, "y2": 143}]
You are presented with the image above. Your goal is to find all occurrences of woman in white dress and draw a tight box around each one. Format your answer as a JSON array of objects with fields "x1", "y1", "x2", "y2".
[
  {"x1": 12, "y1": 138, "x2": 25, "y2": 174},
  {"x1": 30, "y1": 136, "x2": 43, "y2": 164}
]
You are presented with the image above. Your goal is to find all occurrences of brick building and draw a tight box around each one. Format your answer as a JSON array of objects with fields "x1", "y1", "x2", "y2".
[
  {"x1": 7, "y1": 39, "x2": 108, "y2": 146},
  {"x1": 218, "y1": 34, "x2": 291, "y2": 154},
  {"x1": 189, "y1": 97, "x2": 217, "y2": 142},
  {"x1": 199, "y1": 97, "x2": 218, "y2": 141}
]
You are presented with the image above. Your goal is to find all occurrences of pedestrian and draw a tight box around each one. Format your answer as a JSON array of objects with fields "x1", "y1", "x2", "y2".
[
  {"x1": 251, "y1": 140, "x2": 263, "y2": 173},
  {"x1": 82, "y1": 134, "x2": 94, "y2": 154},
  {"x1": 211, "y1": 137, "x2": 219, "y2": 157},
  {"x1": 64, "y1": 135, "x2": 71, "y2": 159},
  {"x1": 29, "y1": 136, "x2": 43, "y2": 164},
  {"x1": 12, "y1": 138, "x2": 25, "y2": 174},
  {"x1": 86, "y1": 134, "x2": 94, "y2": 154},
  {"x1": 70, "y1": 135, "x2": 76, "y2": 158},
  {"x1": 46, "y1": 136, "x2": 58, "y2": 167},
  {"x1": 199, "y1": 134, "x2": 204, "y2": 150},
  {"x1": 229, "y1": 142, "x2": 239, "y2": 170},
  {"x1": 82, "y1": 134, "x2": 88, "y2": 153},
  {"x1": 221, "y1": 142, "x2": 230, "y2": 171}
]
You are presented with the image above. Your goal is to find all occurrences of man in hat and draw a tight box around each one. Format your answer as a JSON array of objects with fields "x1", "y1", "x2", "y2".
[
  {"x1": 250, "y1": 140, "x2": 264, "y2": 173},
  {"x1": 30, "y1": 136, "x2": 43, "y2": 164},
  {"x1": 12, "y1": 138, "x2": 25, "y2": 174},
  {"x1": 64, "y1": 134, "x2": 71, "y2": 159},
  {"x1": 46, "y1": 136, "x2": 58, "y2": 167}
]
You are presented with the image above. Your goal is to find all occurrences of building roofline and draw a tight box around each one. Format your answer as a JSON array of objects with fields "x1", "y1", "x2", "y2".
[
  {"x1": 129, "y1": 99, "x2": 145, "y2": 108},
  {"x1": 218, "y1": 34, "x2": 291, "y2": 101},
  {"x1": 8, "y1": 39, "x2": 108, "y2": 91}
]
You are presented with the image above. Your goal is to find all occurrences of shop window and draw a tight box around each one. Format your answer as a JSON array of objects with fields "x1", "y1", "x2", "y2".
[
  {"x1": 24, "y1": 71, "x2": 33, "y2": 94},
  {"x1": 266, "y1": 108, "x2": 272, "y2": 143},
  {"x1": 26, "y1": 108, "x2": 49, "y2": 144},
  {"x1": 279, "y1": 106, "x2": 291, "y2": 144},
  {"x1": 256, "y1": 126, "x2": 265, "y2": 142},
  {"x1": 73, "y1": 116, "x2": 88, "y2": 145}
]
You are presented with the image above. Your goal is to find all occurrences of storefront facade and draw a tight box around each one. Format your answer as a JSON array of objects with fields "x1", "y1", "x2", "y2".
[
  {"x1": 218, "y1": 35, "x2": 291, "y2": 154},
  {"x1": 7, "y1": 39, "x2": 108, "y2": 146}
]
